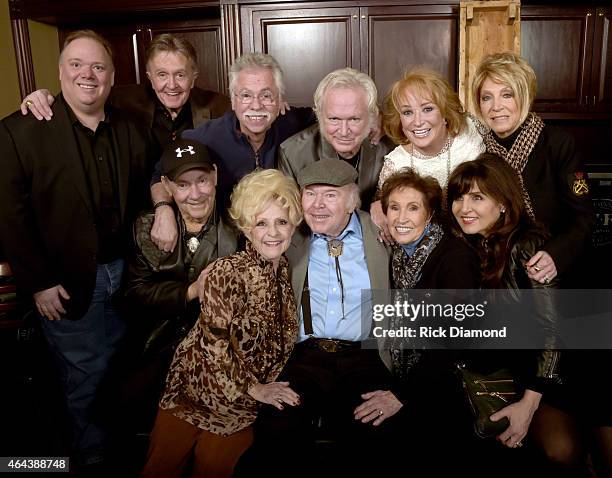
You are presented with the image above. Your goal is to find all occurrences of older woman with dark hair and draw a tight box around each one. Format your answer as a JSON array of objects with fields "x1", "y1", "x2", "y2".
[
  {"x1": 448, "y1": 154, "x2": 564, "y2": 473},
  {"x1": 140, "y1": 169, "x2": 302, "y2": 478},
  {"x1": 353, "y1": 168, "x2": 480, "y2": 474},
  {"x1": 370, "y1": 67, "x2": 484, "y2": 241},
  {"x1": 380, "y1": 168, "x2": 480, "y2": 290}
]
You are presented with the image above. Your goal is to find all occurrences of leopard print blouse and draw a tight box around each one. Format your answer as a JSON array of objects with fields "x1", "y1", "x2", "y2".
[{"x1": 159, "y1": 241, "x2": 298, "y2": 436}]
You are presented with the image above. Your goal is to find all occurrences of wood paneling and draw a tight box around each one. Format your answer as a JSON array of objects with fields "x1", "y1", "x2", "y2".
[
  {"x1": 521, "y1": 6, "x2": 592, "y2": 113},
  {"x1": 592, "y1": 8, "x2": 611, "y2": 112},
  {"x1": 459, "y1": 1, "x2": 520, "y2": 114},
  {"x1": 364, "y1": 5, "x2": 458, "y2": 100},
  {"x1": 19, "y1": 0, "x2": 218, "y2": 23},
  {"x1": 243, "y1": 6, "x2": 359, "y2": 105},
  {"x1": 242, "y1": 3, "x2": 458, "y2": 106},
  {"x1": 149, "y1": 20, "x2": 225, "y2": 93},
  {"x1": 10, "y1": 18, "x2": 35, "y2": 98}
]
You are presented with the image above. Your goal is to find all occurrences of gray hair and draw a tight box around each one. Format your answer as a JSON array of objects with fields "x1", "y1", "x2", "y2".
[
  {"x1": 228, "y1": 52, "x2": 285, "y2": 99},
  {"x1": 347, "y1": 183, "x2": 361, "y2": 211},
  {"x1": 313, "y1": 68, "x2": 378, "y2": 124},
  {"x1": 146, "y1": 34, "x2": 198, "y2": 74}
]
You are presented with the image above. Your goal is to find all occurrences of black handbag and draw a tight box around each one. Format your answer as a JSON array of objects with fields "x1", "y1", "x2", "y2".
[{"x1": 456, "y1": 362, "x2": 518, "y2": 439}]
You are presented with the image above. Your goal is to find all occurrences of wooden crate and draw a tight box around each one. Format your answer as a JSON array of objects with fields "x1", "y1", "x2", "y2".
[{"x1": 459, "y1": 0, "x2": 521, "y2": 114}]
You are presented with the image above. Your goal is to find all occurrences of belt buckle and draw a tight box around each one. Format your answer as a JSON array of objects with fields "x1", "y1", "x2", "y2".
[{"x1": 320, "y1": 339, "x2": 339, "y2": 353}]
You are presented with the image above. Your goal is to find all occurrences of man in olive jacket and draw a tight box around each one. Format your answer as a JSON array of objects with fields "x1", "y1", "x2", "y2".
[{"x1": 278, "y1": 67, "x2": 392, "y2": 210}]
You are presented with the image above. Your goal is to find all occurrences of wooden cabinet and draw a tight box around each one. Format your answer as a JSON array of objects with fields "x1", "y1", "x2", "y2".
[
  {"x1": 362, "y1": 5, "x2": 458, "y2": 104},
  {"x1": 239, "y1": 4, "x2": 360, "y2": 105},
  {"x1": 239, "y1": 2, "x2": 459, "y2": 106},
  {"x1": 521, "y1": 5, "x2": 611, "y2": 117}
]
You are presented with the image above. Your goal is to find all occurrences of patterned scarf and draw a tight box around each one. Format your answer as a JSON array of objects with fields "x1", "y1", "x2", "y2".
[
  {"x1": 390, "y1": 223, "x2": 444, "y2": 378},
  {"x1": 391, "y1": 222, "x2": 444, "y2": 289},
  {"x1": 483, "y1": 112, "x2": 544, "y2": 220}
]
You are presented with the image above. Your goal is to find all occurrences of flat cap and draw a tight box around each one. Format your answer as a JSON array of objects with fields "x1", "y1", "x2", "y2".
[
  {"x1": 162, "y1": 138, "x2": 215, "y2": 180},
  {"x1": 296, "y1": 159, "x2": 358, "y2": 188}
]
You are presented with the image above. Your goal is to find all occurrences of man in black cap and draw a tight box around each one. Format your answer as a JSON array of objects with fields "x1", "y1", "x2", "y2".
[
  {"x1": 240, "y1": 159, "x2": 396, "y2": 476},
  {"x1": 121, "y1": 138, "x2": 237, "y2": 435}
]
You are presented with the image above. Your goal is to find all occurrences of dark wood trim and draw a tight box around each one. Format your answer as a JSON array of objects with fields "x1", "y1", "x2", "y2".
[
  {"x1": 20, "y1": 0, "x2": 219, "y2": 23},
  {"x1": 220, "y1": 3, "x2": 242, "y2": 93},
  {"x1": 10, "y1": 18, "x2": 36, "y2": 99},
  {"x1": 221, "y1": 0, "x2": 461, "y2": 5}
]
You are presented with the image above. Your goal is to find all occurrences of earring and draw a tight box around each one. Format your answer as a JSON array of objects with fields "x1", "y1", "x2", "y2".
[{"x1": 500, "y1": 206, "x2": 506, "y2": 214}]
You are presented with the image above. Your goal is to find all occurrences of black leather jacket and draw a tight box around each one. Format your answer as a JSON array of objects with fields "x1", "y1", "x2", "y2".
[
  {"x1": 125, "y1": 208, "x2": 238, "y2": 321},
  {"x1": 496, "y1": 228, "x2": 561, "y2": 390}
]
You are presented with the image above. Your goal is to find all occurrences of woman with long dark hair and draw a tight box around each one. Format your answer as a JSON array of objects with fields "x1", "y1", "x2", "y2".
[{"x1": 447, "y1": 154, "x2": 560, "y2": 450}]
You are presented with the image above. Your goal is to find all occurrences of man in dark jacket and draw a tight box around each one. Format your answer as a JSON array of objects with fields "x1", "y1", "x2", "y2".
[
  {"x1": 120, "y1": 138, "x2": 237, "y2": 435},
  {"x1": 150, "y1": 52, "x2": 317, "y2": 251},
  {"x1": 0, "y1": 30, "x2": 152, "y2": 469},
  {"x1": 21, "y1": 33, "x2": 232, "y2": 254}
]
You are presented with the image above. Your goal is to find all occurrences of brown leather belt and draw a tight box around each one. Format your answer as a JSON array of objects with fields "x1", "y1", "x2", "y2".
[{"x1": 302, "y1": 338, "x2": 360, "y2": 353}]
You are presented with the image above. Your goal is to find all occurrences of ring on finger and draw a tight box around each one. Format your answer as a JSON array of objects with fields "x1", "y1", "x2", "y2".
[
  {"x1": 534, "y1": 266, "x2": 541, "y2": 272},
  {"x1": 378, "y1": 410, "x2": 383, "y2": 416},
  {"x1": 25, "y1": 100, "x2": 33, "y2": 107}
]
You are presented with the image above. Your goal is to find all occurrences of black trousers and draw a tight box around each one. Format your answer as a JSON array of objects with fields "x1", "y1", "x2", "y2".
[{"x1": 236, "y1": 343, "x2": 397, "y2": 477}]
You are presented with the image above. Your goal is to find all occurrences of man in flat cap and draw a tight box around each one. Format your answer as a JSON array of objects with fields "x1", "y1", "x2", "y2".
[
  {"x1": 241, "y1": 159, "x2": 396, "y2": 475},
  {"x1": 121, "y1": 138, "x2": 237, "y2": 434},
  {"x1": 278, "y1": 67, "x2": 393, "y2": 210}
]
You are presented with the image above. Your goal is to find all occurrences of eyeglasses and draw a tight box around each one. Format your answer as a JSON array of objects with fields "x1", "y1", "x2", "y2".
[{"x1": 234, "y1": 91, "x2": 277, "y2": 106}]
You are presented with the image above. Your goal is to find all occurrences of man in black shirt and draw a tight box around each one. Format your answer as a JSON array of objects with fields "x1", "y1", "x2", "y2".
[
  {"x1": 21, "y1": 34, "x2": 231, "y2": 254},
  {"x1": 0, "y1": 30, "x2": 151, "y2": 470}
]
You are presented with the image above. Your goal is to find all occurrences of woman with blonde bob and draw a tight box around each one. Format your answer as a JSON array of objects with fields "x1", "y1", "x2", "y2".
[
  {"x1": 471, "y1": 52, "x2": 593, "y2": 286},
  {"x1": 370, "y1": 67, "x2": 484, "y2": 241},
  {"x1": 472, "y1": 52, "x2": 609, "y2": 478},
  {"x1": 141, "y1": 169, "x2": 303, "y2": 478}
]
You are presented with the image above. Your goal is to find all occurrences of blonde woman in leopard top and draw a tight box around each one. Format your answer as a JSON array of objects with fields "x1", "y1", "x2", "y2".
[
  {"x1": 370, "y1": 67, "x2": 484, "y2": 242},
  {"x1": 140, "y1": 169, "x2": 302, "y2": 478}
]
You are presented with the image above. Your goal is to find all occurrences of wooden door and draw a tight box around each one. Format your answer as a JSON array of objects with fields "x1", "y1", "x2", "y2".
[
  {"x1": 362, "y1": 4, "x2": 459, "y2": 101},
  {"x1": 521, "y1": 5, "x2": 594, "y2": 115},
  {"x1": 241, "y1": 4, "x2": 360, "y2": 106}
]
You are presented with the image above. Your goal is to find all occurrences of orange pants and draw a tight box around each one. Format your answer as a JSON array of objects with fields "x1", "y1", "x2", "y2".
[{"x1": 140, "y1": 408, "x2": 253, "y2": 478}]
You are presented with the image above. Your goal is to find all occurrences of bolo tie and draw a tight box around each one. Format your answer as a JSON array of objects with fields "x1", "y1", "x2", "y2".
[{"x1": 327, "y1": 239, "x2": 346, "y2": 320}]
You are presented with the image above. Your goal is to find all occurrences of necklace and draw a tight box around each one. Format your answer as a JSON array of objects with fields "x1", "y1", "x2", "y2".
[
  {"x1": 410, "y1": 136, "x2": 453, "y2": 186},
  {"x1": 327, "y1": 239, "x2": 346, "y2": 320},
  {"x1": 187, "y1": 236, "x2": 200, "y2": 253}
]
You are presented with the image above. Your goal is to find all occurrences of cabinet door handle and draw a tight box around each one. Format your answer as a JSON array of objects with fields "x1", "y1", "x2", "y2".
[
  {"x1": 593, "y1": 95, "x2": 597, "y2": 105},
  {"x1": 352, "y1": 14, "x2": 357, "y2": 19}
]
